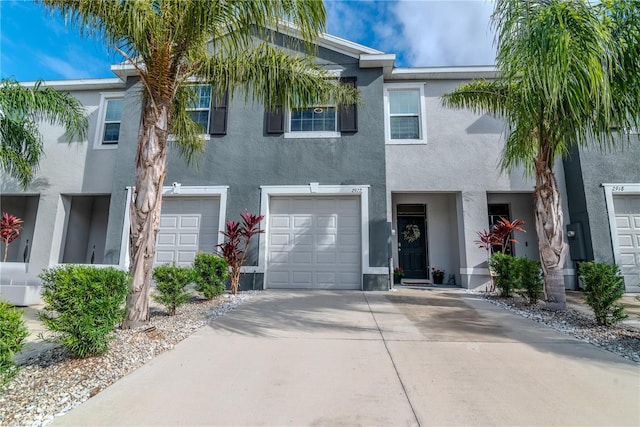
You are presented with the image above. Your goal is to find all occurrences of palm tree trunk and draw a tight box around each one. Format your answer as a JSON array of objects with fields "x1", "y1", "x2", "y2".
[
  {"x1": 534, "y1": 158, "x2": 569, "y2": 310},
  {"x1": 122, "y1": 99, "x2": 171, "y2": 329}
]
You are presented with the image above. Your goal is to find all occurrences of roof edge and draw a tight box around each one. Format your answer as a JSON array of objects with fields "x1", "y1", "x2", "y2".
[{"x1": 20, "y1": 78, "x2": 125, "y2": 91}]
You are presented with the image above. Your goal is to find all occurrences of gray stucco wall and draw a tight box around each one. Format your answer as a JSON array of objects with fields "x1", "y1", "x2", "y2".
[
  {"x1": 564, "y1": 138, "x2": 640, "y2": 263},
  {"x1": 102, "y1": 48, "x2": 389, "y2": 290}
]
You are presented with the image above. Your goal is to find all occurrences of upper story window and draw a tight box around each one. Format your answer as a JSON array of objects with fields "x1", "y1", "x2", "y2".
[
  {"x1": 266, "y1": 76, "x2": 358, "y2": 137},
  {"x1": 182, "y1": 84, "x2": 228, "y2": 136},
  {"x1": 186, "y1": 85, "x2": 212, "y2": 133},
  {"x1": 384, "y1": 83, "x2": 427, "y2": 145},
  {"x1": 94, "y1": 93, "x2": 124, "y2": 150},
  {"x1": 287, "y1": 105, "x2": 339, "y2": 137}
]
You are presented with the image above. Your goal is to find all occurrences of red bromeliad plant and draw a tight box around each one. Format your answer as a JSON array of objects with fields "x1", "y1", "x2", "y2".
[
  {"x1": 475, "y1": 217, "x2": 525, "y2": 256},
  {"x1": 475, "y1": 217, "x2": 525, "y2": 291},
  {"x1": 218, "y1": 212, "x2": 264, "y2": 294},
  {"x1": 1, "y1": 213, "x2": 23, "y2": 262}
]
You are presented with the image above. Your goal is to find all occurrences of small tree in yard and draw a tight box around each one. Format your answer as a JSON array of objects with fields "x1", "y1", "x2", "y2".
[
  {"x1": 579, "y1": 262, "x2": 627, "y2": 326},
  {"x1": 218, "y1": 212, "x2": 264, "y2": 294},
  {"x1": 152, "y1": 264, "x2": 194, "y2": 316},
  {"x1": 1, "y1": 213, "x2": 23, "y2": 262}
]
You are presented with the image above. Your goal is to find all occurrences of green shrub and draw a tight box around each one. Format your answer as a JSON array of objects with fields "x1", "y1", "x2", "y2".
[
  {"x1": 578, "y1": 261, "x2": 627, "y2": 326},
  {"x1": 489, "y1": 252, "x2": 518, "y2": 297},
  {"x1": 152, "y1": 264, "x2": 194, "y2": 315},
  {"x1": 39, "y1": 266, "x2": 130, "y2": 357},
  {"x1": 515, "y1": 257, "x2": 543, "y2": 304},
  {"x1": 193, "y1": 252, "x2": 228, "y2": 300},
  {"x1": 0, "y1": 299, "x2": 28, "y2": 385}
]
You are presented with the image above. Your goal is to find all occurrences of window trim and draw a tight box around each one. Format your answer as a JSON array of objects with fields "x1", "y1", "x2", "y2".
[
  {"x1": 93, "y1": 92, "x2": 125, "y2": 150},
  {"x1": 284, "y1": 105, "x2": 341, "y2": 139},
  {"x1": 384, "y1": 83, "x2": 427, "y2": 145}
]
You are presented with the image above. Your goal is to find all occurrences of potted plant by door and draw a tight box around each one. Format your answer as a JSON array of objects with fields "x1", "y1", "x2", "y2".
[
  {"x1": 393, "y1": 267, "x2": 404, "y2": 284},
  {"x1": 431, "y1": 267, "x2": 445, "y2": 285}
]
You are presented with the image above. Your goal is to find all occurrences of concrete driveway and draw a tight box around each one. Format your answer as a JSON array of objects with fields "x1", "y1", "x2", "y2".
[{"x1": 54, "y1": 289, "x2": 639, "y2": 426}]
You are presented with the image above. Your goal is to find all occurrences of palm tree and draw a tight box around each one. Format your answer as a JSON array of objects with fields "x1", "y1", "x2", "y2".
[
  {"x1": 0, "y1": 79, "x2": 87, "y2": 188},
  {"x1": 40, "y1": 0, "x2": 359, "y2": 327},
  {"x1": 442, "y1": 0, "x2": 640, "y2": 309}
]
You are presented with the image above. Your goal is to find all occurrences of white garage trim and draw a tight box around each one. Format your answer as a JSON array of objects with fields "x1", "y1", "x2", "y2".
[
  {"x1": 256, "y1": 184, "x2": 386, "y2": 283},
  {"x1": 119, "y1": 185, "x2": 229, "y2": 269},
  {"x1": 603, "y1": 183, "x2": 640, "y2": 270}
]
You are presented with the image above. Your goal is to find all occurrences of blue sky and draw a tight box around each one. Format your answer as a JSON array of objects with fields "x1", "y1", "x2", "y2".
[{"x1": 1, "y1": 0, "x2": 496, "y2": 82}]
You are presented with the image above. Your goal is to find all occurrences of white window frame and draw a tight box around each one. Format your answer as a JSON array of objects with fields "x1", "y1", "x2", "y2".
[
  {"x1": 93, "y1": 92, "x2": 124, "y2": 150},
  {"x1": 284, "y1": 105, "x2": 341, "y2": 139},
  {"x1": 384, "y1": 83, "x2": 427, "y2": 145},
  {"x1": 185, "y1": 84, "x2": 212, "y2": 135}
]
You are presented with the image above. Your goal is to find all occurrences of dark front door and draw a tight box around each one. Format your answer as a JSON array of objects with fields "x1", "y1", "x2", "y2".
[{"x1": 397, "y1": 215, "x2": 427, "y2": 279}]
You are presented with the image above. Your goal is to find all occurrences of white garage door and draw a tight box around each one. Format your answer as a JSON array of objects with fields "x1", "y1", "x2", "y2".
[
  {"x1": 614, "y1": 195, "x2": 640, "y2": 288},
  {"x1": 155, "y1": 197, "x2": 220, "y2": 267},
  {"x1": 267, "y1": 196, "x2": 361, "y2": 289}
]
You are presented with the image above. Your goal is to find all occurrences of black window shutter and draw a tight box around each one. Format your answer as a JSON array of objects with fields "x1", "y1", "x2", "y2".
[
  {"x1": 209, "y1": 89, "x2": 228, "y2": 135},
  {"x1": 339, "y1": 77, "x2": 358, "y2": 133},
  {"x1": 266, "y1": 106, "x2": 284, "y2": 134}
]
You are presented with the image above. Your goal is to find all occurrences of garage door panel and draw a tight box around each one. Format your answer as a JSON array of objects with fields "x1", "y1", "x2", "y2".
[
  {"x1": 316, "y1": 253, "x2": 336, "y2": 264},
  {"x1": 616, "y1": 217, "x2": 631, "y2": 229},
  {"x1": 157, "y1": 234, "x2": 176, "y2": 246},
  {"x1": 316, "y1": 271, "x2": 336, "y2": 285},
  {"x1": 268, "y1": 271, "x2": 290, "y2": 286},
  {"x1": 292, "y1": 251, "x2": 313, "y2": 264},
  {"x1": 155, "y1": 251, "x2": 175, "y2": 263},
  {"x1": 620, "y1": 254, "x2": 636, "y2": 267},
  {"x1": 294, "y1": 233, "x2": 313, "y2": 246},
  {"x1": 178, "y1": 234, "x2": 198, "y2": 246},
  {"x1": 293, "y1": 271, "x2": 312, "y2": 284},
  {"x1": 618, "y1": 235, "x2": 634, "y2": 248},
  {"x1": 317, "y1": 215, "x2": 337, "y2": 229},
  {"x1": 270, "y1": 233, "x2": 290, "y2": 247},
  {"x1": 267, "y1": 196, "x2": 361, "y2": 289},
  {"x1": 316, "y1": 234, "x2": 336, "y2": 246},
  {"x1": 160, "y1": 217, "x2": 178, "y2": 228},
  {"x1": 293, "y1": 215, "x2": 313, "y2": 229},
  {"x1": 271, "y1": 216, "x2": 290, "y2": 228},
  {"x1": 339, "y1": 252, "x2": 360, "y2": 265},
  {"x1": 269, "y1": 251, "x2": 289, "y2": 264}
]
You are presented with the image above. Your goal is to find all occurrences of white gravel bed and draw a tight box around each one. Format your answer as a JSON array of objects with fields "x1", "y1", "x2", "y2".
[
  {"x1": 476, "y1": 292, "x2": 640, "y2": 364},
  {"x1": 0, "y1": 291, "x2": 257, "y2": 427}
]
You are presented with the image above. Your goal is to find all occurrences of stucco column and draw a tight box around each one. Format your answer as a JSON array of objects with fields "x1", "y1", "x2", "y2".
[{"x1": 456, "y1": 191, "x2": 490, "y2": 289}]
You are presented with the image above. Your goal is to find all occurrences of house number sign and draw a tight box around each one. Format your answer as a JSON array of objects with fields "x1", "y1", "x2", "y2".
[{"x1": 611, "y1": 186, "x2": 625, "y2": 192}]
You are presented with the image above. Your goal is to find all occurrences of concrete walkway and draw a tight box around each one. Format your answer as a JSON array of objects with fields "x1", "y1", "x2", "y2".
[{"x1": 53, "y1": 289, "x2": 639, "y2": 426}]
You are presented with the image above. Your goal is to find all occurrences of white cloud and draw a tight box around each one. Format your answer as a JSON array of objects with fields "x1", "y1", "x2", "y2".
[
  {"x1": 392, "y1": 0, "x2": 496, "y2": 66},
  {"x1": 36, "y1": 53, "x2": 92, "y2": 80},
  {"x1": 325, "y1": 0, "x2": 496, "y2": 67}
]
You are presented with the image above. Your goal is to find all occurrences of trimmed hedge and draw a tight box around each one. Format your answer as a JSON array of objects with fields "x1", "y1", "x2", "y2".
[
  {"x1": 39, "y1": 265, "x2": 130, "y2": 357},
  {"x1": 193, "y1": 253, "x2": 228, "y2": 300},
  {"x1": 0, "y1": 299, "x2": 28, "y2": 385}
]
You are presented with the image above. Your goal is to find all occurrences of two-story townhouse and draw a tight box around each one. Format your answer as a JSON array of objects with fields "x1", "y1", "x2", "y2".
[
  {"x1": 0, "y1": 78, "x2": 126, "y2": 305},
  {"x1": 380, "y1": 64, "x2": 575, "y2": 290},
  {"x1": 2, "y1": 30, "x2": 585, "y2": 305},
  {"x1": 97, "y1": 30, "x2": 391, "y2": 293},
  {"x1": 563, "y1": 138, "x2": 640, "y2": 292}
]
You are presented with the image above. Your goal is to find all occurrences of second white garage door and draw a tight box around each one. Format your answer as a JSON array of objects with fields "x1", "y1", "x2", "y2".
[
  {"x1": 267, "y1": 196, "x2": 361, "y2": 289},
  {"x1": 155, "y1": 197, "x2": 220, "y2": 267},
  {"x1": 614, "y1": 195, "x2": 640, "y2": 289}
]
